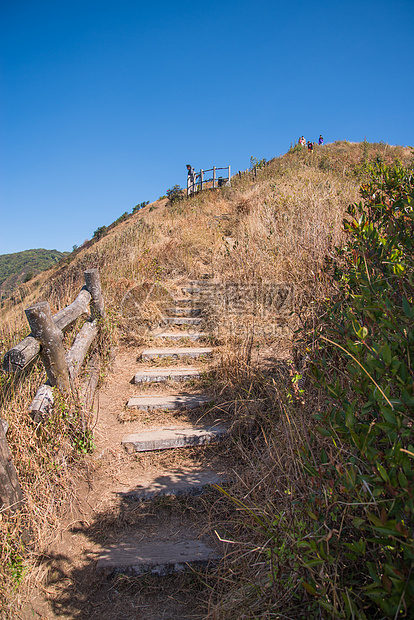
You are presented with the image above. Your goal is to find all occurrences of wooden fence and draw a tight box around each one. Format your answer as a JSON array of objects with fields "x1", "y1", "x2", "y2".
[
  {"x1": 186, "y1": 161, "x2": 275, "y2": 196},
  {"x1": 187, "y1": 166, "x2": 231, "y2": 196},
  {"x1": 0, "y1": 419, "x2": 23, "y2": 513},
  {"x1": 1, "y1": 268, "x2": 104, "y2": 512},
  {"x1": 235, "y1": 161, "x2": 271, "y2": 181}
]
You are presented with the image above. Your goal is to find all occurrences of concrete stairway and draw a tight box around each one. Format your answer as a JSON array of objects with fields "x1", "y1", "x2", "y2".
[{"x1": 97, "y1": 280, "x2": 225, "y2": 577}]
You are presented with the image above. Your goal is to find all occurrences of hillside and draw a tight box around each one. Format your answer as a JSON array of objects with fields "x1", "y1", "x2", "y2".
[
  {"x1": 0, "y1": 248, "x2": 68, "y2": 300},
  {"x1": 0, "y1": 140, "x2": 413, "y2": 619}
]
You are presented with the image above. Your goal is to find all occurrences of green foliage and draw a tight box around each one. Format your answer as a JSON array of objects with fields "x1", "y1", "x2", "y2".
[
  {"x1": 93, "y1": 225, "x2": 108, "y2": 240},
  {"x1": 250, "y1": 156, "x2": 267, "y2": 169},
  {"x1": 72, "y1": 428, "x2": 95, "y2": 454},
  {"x1": 0, "y1": 249, "x2": 68, "y2": 291},
  {"x1": 166, "y1": 184, "x2": 184, "y2": 205},
  {"x1": 288, "y1": 142, "x2": 305, "y2": 154},
  {"x1": 112, "y1": 211, "x2": 130, "y2": 226},
  {"x1": 4, "y1": 538, "x2": 26, "y2": 587},
  {"x1": 51, "y1": 391, "x2": 95, "y2": 455},
  {"x1": 354, "y1": 141, "x2": 398, "y2": 180},
  {"x1": 23, "y1": 272, "x2": 34, "y2": 283},
  {"x1": 300, "y1": 161, "x2": 414, "y2": 617},
  {"x1": 132, "y1": 200, "x2": 150, "y2": 214}
]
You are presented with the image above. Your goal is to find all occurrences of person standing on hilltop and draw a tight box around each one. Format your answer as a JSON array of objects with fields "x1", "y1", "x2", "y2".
[
  {"x1": 307, "y1": 141, "x2": 314, "y2": 153},
  {"x1": 318, "y1": 135, "x2": 324, "y2": 145},
  {"x1": 186, "y1": 164, "x2": 196, "y2": 195}
]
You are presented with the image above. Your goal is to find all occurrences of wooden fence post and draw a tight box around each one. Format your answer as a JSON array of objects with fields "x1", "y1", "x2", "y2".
[
  {"x1": 213, "y1": 166, "x2": 216, "y2": 188},
  {"x1": 0, "y1": 422, "x2": 23, "y2": 512},
  {"x1": 25, "y1": 302, "x2": 70, "y2": 392},
  {"x1": 28, "y1": 384, "x2": 54, "y2": 423},
  {"x1": 80, "y1": 352, "x2": 100, "y2": 412},
  {"x1": 200, "y1": 169, "x2": 204, "y2": 192},
  {"x1": 3, "y1": 288, "x2": 92, "y2": 373},
  {"x1": 84, "y1": 269, "x2": 105, "y2": 320},
  {"x1": 66, "y1": 320, "x2": 98, "y2": 380}
]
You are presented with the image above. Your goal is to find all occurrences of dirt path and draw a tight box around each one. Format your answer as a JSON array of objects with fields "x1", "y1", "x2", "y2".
[{"x1": 22, "y1": 290, "x2": 235, "y2": 619}]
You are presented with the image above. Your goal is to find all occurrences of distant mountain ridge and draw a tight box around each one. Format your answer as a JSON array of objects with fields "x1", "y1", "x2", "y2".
[{"x1": 0, "y1": 248, "x2": 69, "y2": 299}]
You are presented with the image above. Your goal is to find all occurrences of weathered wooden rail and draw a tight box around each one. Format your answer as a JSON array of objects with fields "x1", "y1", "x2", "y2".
[
  {"x1": 187, "y1": 166, "x2": 231, "y2": 196},
  {"x1": 3, "y1": 269, "x2": 104, "y2": 373},
  {"x1": 0, "y1": 419, "x2": 23, "y2": 512},
  {"x1": 1, "y1": 268, "x2": 104, "y2": 510}
]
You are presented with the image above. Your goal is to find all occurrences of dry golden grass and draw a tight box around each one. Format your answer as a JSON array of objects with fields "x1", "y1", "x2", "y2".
[{"x1": 0, "y1": 140, "x2": 411, "y2": 616}]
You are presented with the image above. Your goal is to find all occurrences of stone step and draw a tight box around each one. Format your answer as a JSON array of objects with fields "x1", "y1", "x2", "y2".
[
  {"x1": 162, "y1": 317, "x2": 202, "y2": 325},
  {"x1": 120, "y1": 469, "x2": 223, "y2": 500},
  {"x1": 97, "y1": 539, "x2": 221, "y2": 576},
  {"x1": 122, "y1": 425, "x2": 227, "y2": 452},
  {"x1": 126, "y1": 394, "x2": 212, "y2": 411},
  {"x1": 188, "y1": 280, "x2": 216, "y2": 286},
  {"x1": 164, "y1": 307, "x2": 202, "y2": 317},
  {"x1": 181, "y1": 287, "x2": 212, "y2": 296},
  {"x1": 141, "y1": 347, "x2": 212, "y2": 360},
  {"x1": 133, "y1": 367, "x2": 201, "y2": 384},
  {"x1": 151, "y1": 331, "x2": 207, "y2": 341},
  {"x1": 172, "y1": 298, "x2": 205, "y2": 307}
]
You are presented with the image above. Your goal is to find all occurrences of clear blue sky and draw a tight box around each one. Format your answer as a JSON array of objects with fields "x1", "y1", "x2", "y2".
[{"x1": 1, "y1": 0, "x2": 413, "y2": 255}]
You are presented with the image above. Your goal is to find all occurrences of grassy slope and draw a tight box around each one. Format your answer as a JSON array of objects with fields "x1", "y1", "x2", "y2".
[{"x1": 0, "y1": 141, "x2": 412, "y2": 616}]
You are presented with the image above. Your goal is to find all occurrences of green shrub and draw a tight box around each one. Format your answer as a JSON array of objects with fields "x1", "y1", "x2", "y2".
[
  {"x1": 288, "y1": 142, "x2": 304, "y2": 154},
  {"x1": 250, "y1": 155, "x2": 267, "y2": 169},
  {"x1": 93, "y1": 225, "x2": 108, "y2": 240},
  {"x1": 132, "y1": 201, "x2": 149, "y2": 214},
  {"x1": 112, "y1": 211, "x2": 130, "y2": 226},
  {"x1": 300, "y1": 161, "x2": 414, "y2": 617},
  {"x1": 166, "y1": 184, "x2": 184, "y2": 205}
]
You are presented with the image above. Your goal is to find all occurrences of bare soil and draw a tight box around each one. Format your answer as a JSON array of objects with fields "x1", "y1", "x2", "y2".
[{"x1": 19, "y1": 344, "x2": 234, "y2": 620}]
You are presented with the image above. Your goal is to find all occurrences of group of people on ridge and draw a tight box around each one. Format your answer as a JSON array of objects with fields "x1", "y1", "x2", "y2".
[{"x1": 298, "y1": 135, "x2": 324, "y2": 152}]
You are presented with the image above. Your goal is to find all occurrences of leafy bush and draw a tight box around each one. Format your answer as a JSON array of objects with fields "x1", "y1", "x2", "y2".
[
  {"x1": 288, "y1": 142, "x2": 304, "y2": 154},
  {"x1": 93, "y1": 225, "x2": 108, "y2": 240},
  {"x1": 132, "y1": 201, "x2": 149, "y2": 214},
  {"x1": 250, "y1": 156, "x2": 267, "y2": 169},
  {"x1": 300, "y1": 161, "x2": 414, "y2": 617},
  {"x1": 112, "y1": 211, "x2": 130, "y2": 226},
  {"x1": 166, "y1": 184, "x2": 184, "y2": 205}
]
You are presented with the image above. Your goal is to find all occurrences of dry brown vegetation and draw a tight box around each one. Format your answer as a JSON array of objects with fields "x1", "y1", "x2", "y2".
[{"x1": 0, "y1": 140, "x2": 411, "y2": 618}]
